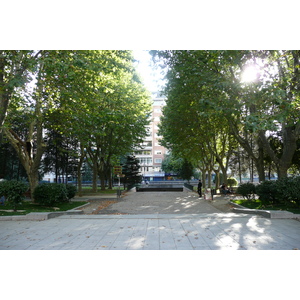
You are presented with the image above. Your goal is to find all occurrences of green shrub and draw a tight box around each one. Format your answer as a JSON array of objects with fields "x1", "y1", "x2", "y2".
[
  {"x1": 0, "y1": 180, "x2": 29, "y2": 211},
  {"x1": 66, "y1": 184, "x2": 77, "y2": 200},
  {"x1": 255, "y1": 177, "x2": 300, "y2": 208},
  {"x1": 275, "y1": 177, "x2": 300, "y2": 206},
  {"x1": 236, "y1": 182, "x2": 256, "y2": 200},
  {"x1": 227, "y1": 177, "x2": 238, "y2": 187},
  {"x1": 255, "y1": 180, "x2": 278, "y2": 205},
  {"x1": 33, "y1": 183, "x2": 68, "y2": 206}
]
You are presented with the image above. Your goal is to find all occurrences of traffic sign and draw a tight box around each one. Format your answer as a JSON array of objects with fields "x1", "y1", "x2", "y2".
[{"x1": 114, "y1": 166, "x2": 122, "y2": 175}]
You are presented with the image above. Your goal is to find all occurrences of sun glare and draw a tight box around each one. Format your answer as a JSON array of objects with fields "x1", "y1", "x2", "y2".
[{"x1": 241, "y1": 65, "x2": 259, "y2": 83}]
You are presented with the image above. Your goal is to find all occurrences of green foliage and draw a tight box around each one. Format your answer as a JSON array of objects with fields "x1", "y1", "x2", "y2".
[
  {"x1": 2, "y1": 50, "x2": 151, "y2": 196},
  {"x1": 33, "y1": 183, "x2": 69, "y2": 206},
  {"x1": 236, "y1": 182, "x2": 256, "y2": 200},
  {"x1": 0, "y1": 200, "x2": 87, "y2": 216},
  {"x1": 255, "y1": 177, "x2": 300, "y2": 207},
  {"x1": 66, "y1": 184, "x2": 77, "y2": 200},
  {"x1": 227, "y1": 177, "x2": 238, "y2": 187},
  {"x1": 152, "y1": 50, "x2": 300, "y2": 179},
  {"x1": 231, "y1": 199, "x2": 300, "y2": 213},
  {"x1": 255, "y1": 180, "x2": 278, "y2": 205},
  {"x1": 177, "y1": 159, "x2": 194, "y2": 181},
  {"x1": 122, "y1": 155, "x2": 142, "y2": 190},
  {"x1": 162, "y1": 154, "x2": 195, "y2": 180},
  {"x1": 0, "y1": 180, "x2": 28, "y2": 211},
  {"x1": 0, "y1": 141, "x2": 27, "y2": 180},
  {"x1": 278, "y1": 177, "x2": 300, "y2": 206}
]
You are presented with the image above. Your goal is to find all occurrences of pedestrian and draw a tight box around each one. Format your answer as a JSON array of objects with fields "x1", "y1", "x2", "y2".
[
  {"x1": 220, "y1": 183, "x2": 230, "y2": 195},
  {"x1": 197, "y1": 179, "x2": 202, "y2": 197}
]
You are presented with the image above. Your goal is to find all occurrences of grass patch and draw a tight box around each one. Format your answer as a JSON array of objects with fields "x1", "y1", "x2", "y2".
[
  {"x1": 0, "y1": 201, "x2": 88, "y2": 216},
  {"x1": 78, "y1": 187, "x2": 121, "y2": 196},
  {"x1": 232, "y1": 199, "x2": 300, "y2": 214}
]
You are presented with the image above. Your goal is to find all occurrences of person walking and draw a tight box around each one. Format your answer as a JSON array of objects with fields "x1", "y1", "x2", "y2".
[{"x1": 197, "y1": 179, "x2": 202, "y2": 197}]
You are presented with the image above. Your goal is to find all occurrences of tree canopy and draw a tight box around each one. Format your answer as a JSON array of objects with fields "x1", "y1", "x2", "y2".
[
  {"x1": 152, "y1": 50, "x2": 300, "y2": 180},
  {"x1": 0, "y1": 50, "x2": 151, "y2": 196}
]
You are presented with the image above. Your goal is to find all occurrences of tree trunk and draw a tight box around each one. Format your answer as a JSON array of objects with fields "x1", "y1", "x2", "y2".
[
  {"x1": 259, "y1": 126, "x2": 299, "y2": 179},
  {"x1": 214, "y1": 169, "x2": 220, "y2": 189},
  {"x1": 108, "y1": 166, "x2": 113, "y2": 189},
  {"x1": 3, "y1": 128, "x2": 45, "y2": 202},
  {"x1": 100, "y1": 172, "x2": 106, "y2": 190},
  {"x1": 77, "y1": 144, "x2": 85, "y2": 197},
  {"x1": 207, "y1": 170, "x2": 212, "y2": 188},
  {"x1": 92, "y1": 162, "x2": 98, "y2": 192},
  {"x1": 256, "y1": 138, "x2": 266, "y2": 182},
  {"x1": 27, "y1": 171, "x2": 39, "y2": 199},
  {"x1": 199, "y1": 168, "x2": 206, "y2": 188}
]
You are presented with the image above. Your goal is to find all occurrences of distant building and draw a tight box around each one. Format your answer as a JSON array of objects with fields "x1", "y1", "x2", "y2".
[{"x1": 133, "y1": 96, "x2": 169, "y2": 181}]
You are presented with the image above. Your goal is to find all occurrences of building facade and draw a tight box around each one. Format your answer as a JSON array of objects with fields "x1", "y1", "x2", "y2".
[{"x1": 134, "y1": 96, "x2": 169, "y2": 181}]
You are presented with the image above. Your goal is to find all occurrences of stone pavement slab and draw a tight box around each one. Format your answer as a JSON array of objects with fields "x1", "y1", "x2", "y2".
[
  {"x1": 1, "y1": 213, "x2": 300, "y2": 250},
  {"x1": 97, "y1": 190, "x2": 227, "y2": 214}
]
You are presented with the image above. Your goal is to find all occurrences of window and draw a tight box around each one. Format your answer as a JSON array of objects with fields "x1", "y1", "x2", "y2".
[
  {"x1": 135, "y1": 150, "x2": 151, "y2": 156},
  {"x1": 138, "y1": 158, "x2": 153, "y2": 165},
  {"x1": 155, "y1": 158, "x2": 162, "y2": 163}
]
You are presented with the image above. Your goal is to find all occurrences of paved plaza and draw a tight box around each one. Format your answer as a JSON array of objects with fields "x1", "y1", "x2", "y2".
[{"x1": 1, "y1": 190, "x2": 300, "y2": 250}]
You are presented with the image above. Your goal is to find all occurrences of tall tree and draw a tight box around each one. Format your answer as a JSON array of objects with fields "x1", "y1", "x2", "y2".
[
  {"x1": 0, "y1": 51, "x2": 40, "y2": 144},
  {"x1": 122, "y1": 155, "x2": 141, "y2": 189},
  {"x1": 152, "y1": 50, "x2": 300, "y2": 179},
  {"x1": 46, "y1": 51, "x2": 151, "y2": 192},
  {"x1": 1, "y1": 50, "x2": 151, "y2": 197}
]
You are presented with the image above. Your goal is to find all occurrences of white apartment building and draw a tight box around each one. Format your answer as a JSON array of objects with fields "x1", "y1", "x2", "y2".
[{"x1": 134, "y1": 96, "x2": 169, "y2": 181}]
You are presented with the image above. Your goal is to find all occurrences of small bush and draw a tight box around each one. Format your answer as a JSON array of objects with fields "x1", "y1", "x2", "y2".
[
  {"x1": 33, "y1": 183, "x2": 68, "y2": 206},
  {"x1": 255, "y1": 180, "x2": 278, "y2": 205},
  {"x1": 236, "y1": 182, "x2": 256, "y2": 200},
  {"x1": 0, "y1": 180, "x2": 29, "y2": 211},
  {"x1": 275, "y1": 177, "x2": 300, "y2": 206},
  {"x1": 255, "y1": 177, "x2": 300, "y2": 208},
  {"x1": 227, "y1": 177, "x2": 238, "y2": 187},
  {"x1": 66, "y1": 184, "x2": 77, "y2": 200}
]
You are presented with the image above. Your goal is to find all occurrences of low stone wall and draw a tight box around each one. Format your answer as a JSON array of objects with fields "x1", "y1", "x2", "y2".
[
  {"x1": 137, "y1": 185, "x2": 183, "y2": 192},
  {"x1": 0, "y1": 210, "x2": 83, "y2": 221},
  {"x1": 183, "y1": 183, "x2": 194, "y2": 191},
  {"x1": 229, "y1": 200, "x2": 300, "y2": 219}
]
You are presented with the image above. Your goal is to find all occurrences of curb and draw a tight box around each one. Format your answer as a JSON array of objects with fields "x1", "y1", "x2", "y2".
[
  {"x1": 0, "y1": 196, "x2": 122, "y2": 221},
  {"x1": 229, "y1": 200, "x2": 300, "y2": 220},
  {"x1": 0, "y1": 209, "x2": 84, "y2": 221}
]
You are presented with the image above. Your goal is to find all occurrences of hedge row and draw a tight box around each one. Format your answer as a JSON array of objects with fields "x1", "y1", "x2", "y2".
[
  {"x1": 0, "y1": 181, "x2": 77, "y2": 208},
  {"x1": 33, "y1": 183, "x2": 77, "y2": 206},
  {"x1": 237, "y1": 177, "x2": 300, "y2": 207},
  {"x1": 0, "y1": 180, "x2": 28, "y2": 210}
]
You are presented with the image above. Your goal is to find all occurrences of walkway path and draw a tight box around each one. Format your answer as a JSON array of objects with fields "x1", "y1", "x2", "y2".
[
  {"x1": 97, "y1": 190, "x2": 229, "y2": 214},
  {"x1": 1, "y1": 190, "x2": 300, "y2": 250}
]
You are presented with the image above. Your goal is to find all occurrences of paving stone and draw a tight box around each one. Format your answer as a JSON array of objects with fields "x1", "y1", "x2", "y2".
[{"x1": 1, "y1": 190, "x2": 300, "y2": 250}]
